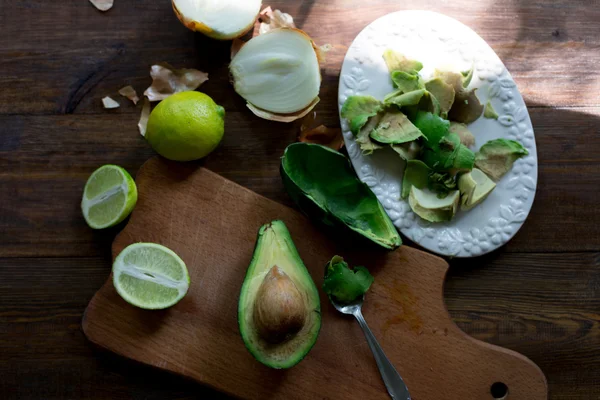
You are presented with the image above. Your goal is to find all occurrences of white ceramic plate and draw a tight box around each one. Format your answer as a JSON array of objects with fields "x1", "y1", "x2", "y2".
[{"x1": 338, "y1": 10, "x2": 538, "y2": 257}]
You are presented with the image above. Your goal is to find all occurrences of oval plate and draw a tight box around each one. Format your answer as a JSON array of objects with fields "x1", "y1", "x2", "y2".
[{"x1": 338, "y1": 10, "x2": 538, "y2": 257}]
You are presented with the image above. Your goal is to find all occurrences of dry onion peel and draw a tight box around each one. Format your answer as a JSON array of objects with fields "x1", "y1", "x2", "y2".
[
  {"x1": 258, "y1": 7, "x2": 296, "y2": 35},
  {"x1": 118, "y1": 85, "x2": 139, "y2": 104},
  {"x1": 246, "y1": 97, "x2": 319, "y2": 123},
  {"x1": 102, "y1": 96, "x2": 119, "y2": 109},
  {"x1": 298, "y1": 125, "x2": 344, "y2": 150},
  {"x1": 172, "y1": 0, "x2": 261, "y2": 40},
  {"x1": 89, "y1": 0, "x2": 113, "y2": 12},
  {"x1": 230, "y1": 28, "x2": 321, "y2": 119},
  {"x1": 138, "y1": 98, "x2": 151, "y2": 137},
  {"x1": 143, "y1": 63, "x2": 208, "y2": 102}
]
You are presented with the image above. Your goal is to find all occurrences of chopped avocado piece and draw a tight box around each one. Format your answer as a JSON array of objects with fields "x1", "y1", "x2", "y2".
[
  {"x1": 370, "y1": 111, "x2": 423, "y2": 144},
  {"x1": 421, "y1": 134, "x2": 475, "y2": 173},
  {"x1": 356, "y1": 113, "x2": 384, "y2": 154},
  {"x1": 341, "y1": 95, "x2": 382, "y2": 135},
  {"x1": 418, "y1": 91, "x2": 441, "y2": 116},
  {"x1": 382, "y1": 49, "x2": 423, "y2": 74},
  {"x1": 438, "y1": 133, "x2": 462, "y2": 169},
  {"x1": 458, "y1": 168, "x2": 496, "y2": 210},
  {"x1": 449, "y1": 121, "x2": 475, "y2": 148},
  {"x1": 401, "y1": 159, "x2": 430, "y2": 198},
  {"x1": 408, "y1": 186, "x2": 460, "y2": 222},
  {"x1": 428, "y1": 172, "x2": 458, "y2": 198},
  {"x1": 434, "y1": 69, "x2": 483, "y2": 123},
  {"x1": 461, "y1": 65, "x2": 474, "y2": 88},
  {"x1": 434, "y1": 69, "x2": 464, "y2": 93},
  {"x1": 281, "y1": 143, "x2": 401, "y2": 250},
  {"x1": 475, "y1": 139, "x2": 529, "y2": 181},
  {"x1": 451, "y1": 144, "x2": 476, "y2": 173},
  {"x1": 448, "y1": 89, "x2": 484, "y2": 123},
  {"x1": 390, "y1": 71, "x2": 425, "y2": 92},
  {"x1": 384, "y1": 89, "x2": 427, "y2": 107},
  {"x1": 238, "y1": 220, "x2": 320, "y2": 369},
  {"x1": 323, "y1": 256, "x2": 374, "y2": 304},
  {"x1": 412, "y1": 110, "x2": 450, "y2": 150},
  {"x1": 391, "y1": 141, "x2": 421, "y2": 161},
  {"x1": 484, "y1": 100, "x2": 499, "y2": 119},
  {"x1": 425, "y1": 78, "x2": 455, "y2": 118}
]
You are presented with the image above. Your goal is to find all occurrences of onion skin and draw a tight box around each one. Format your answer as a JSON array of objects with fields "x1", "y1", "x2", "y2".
[
  {"x1": 247, "y1": 97, "x2": 320, "y2": 123},
  {"x1": 171, "y1": 0, "x2": 257, "y2": 40}
]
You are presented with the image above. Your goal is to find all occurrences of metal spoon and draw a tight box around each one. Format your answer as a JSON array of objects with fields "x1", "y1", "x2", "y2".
[{"x1": 328, "y1": 294, "x2": 411, "y2": 400}]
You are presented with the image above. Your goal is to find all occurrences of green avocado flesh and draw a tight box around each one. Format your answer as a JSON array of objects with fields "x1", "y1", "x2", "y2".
[
  {"x1": 238, "y1": 220, "x2": 320, "y2": 369},
  {"x1": 383, "y1": 49, "x2": 423, "y2": 75},
  {"x1": 323, "y1": 256, "x2": 374, "y2": 304},
  {"x1": 390, "y1": 71, "x2": 425, "y2": 92},
  {"x1": 475, "y1": 139, "x2": 529, "y2": 181},
  {"x1": 402, "y1": 160, "x2": 430, "y2": 199},
  {"x1": 281, "y1": 143, "x2": 401, "y2": 250},
  {"x1": 370, "y1": 110, "x2": 423, "y2": 144},
  {"x1": 340, "y1": 95, "x2": 382, "y2": 135}
]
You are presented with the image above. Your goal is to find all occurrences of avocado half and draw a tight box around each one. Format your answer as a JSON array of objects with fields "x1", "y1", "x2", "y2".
[{"x1": 238, "y1": 220, "x2": 321, "y2": 369}]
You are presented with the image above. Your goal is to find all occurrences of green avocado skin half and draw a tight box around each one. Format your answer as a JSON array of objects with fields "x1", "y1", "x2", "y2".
[
  {"x1": 238, "y1": 220, "x2": 321, "y2": 369},
  {"x1": 280, "y1": 143, "x2": 401, "y2": 250}
]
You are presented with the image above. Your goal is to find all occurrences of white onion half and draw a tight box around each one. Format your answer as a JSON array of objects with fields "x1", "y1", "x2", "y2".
[
  {"x1": 230, "y1": 28, "x2": 322, "y2": 119},
  {"x1": 172, "y1": 0, "x2": 261, "y2": 40}
]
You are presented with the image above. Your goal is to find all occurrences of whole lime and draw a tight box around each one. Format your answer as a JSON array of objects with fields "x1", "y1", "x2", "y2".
[{"x1": 145, "y1": 91, "x2": 225, "y2": 161}]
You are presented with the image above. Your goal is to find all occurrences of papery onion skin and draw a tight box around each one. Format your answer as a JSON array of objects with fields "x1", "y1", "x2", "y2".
[
  {"x1": 230, "y1": 28, "x2": 322, "y2": 115},
  {"x1": 172, "y1": 0, "x2": 260, "y2": 40},
  {"x1": 246, "y1": 97, "x2": 320, "y2": 123}
]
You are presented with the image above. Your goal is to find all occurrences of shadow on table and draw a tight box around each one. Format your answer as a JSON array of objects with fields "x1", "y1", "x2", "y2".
[{"x1": 92, "y1": 345, "x2": 237, "y2": 400}]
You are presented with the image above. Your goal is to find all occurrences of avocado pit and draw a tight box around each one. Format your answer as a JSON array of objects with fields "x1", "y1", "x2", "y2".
[{"x1": 253, "y1": 265, "x2": 306, "y2": 344}]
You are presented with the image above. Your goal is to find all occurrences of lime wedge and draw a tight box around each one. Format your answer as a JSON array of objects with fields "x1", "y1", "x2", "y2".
[
  {"x1": 81, "y1": 165, "x2": 138, "y2": 229},
  {"x1": 113, "y1": 243, "x2": 190, "y2": 310}
]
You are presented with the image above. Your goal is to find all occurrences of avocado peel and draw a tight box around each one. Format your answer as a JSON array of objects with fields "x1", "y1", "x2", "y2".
[{"x1": 281, "y1": 143, "x2": 401, "y2": 250}]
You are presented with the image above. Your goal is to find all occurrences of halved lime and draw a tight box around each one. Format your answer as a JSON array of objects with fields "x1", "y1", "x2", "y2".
[
  {"x1": 113, "y1": 243, "x2": 190, "y2": 310},
  {"x1": 81, "y1": 165, "x2": 138, "y2": 229}
]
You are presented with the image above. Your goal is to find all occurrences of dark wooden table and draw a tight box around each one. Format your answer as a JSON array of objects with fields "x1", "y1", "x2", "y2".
[{"x1": 1, "y1": 1, "x2": 599, "y2": 399}]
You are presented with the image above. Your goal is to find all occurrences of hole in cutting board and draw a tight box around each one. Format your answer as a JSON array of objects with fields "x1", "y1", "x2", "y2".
[{"x1": 490, "y1": 382, "x2": 508, "y2": 399}]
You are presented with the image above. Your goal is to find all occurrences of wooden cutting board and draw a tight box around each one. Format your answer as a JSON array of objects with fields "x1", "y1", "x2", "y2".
[{"x1": 83, "y1": 156, "x2": 547, "y2": 400}]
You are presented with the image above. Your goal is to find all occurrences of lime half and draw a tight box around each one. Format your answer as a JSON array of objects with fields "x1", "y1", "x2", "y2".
[
  {"x1": 81, "y1": 165, "x2": 138, "y2": 229},
  {"x1": 113, "y1": 243, "x2": 190, "y2": 310}
]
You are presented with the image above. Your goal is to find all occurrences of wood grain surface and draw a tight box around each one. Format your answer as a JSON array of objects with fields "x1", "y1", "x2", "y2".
[
  {"x1": 1, "y1": 0, "x2": 599, "y2": 399},
  {"x1": 83, "y1": 158, "x2": 547, "y2": 400}
]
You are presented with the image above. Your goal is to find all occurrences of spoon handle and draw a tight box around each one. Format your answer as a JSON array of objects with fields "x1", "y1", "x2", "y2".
[{"x1": 354, "y1": 309, "x2": 411, "y2": 400}]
